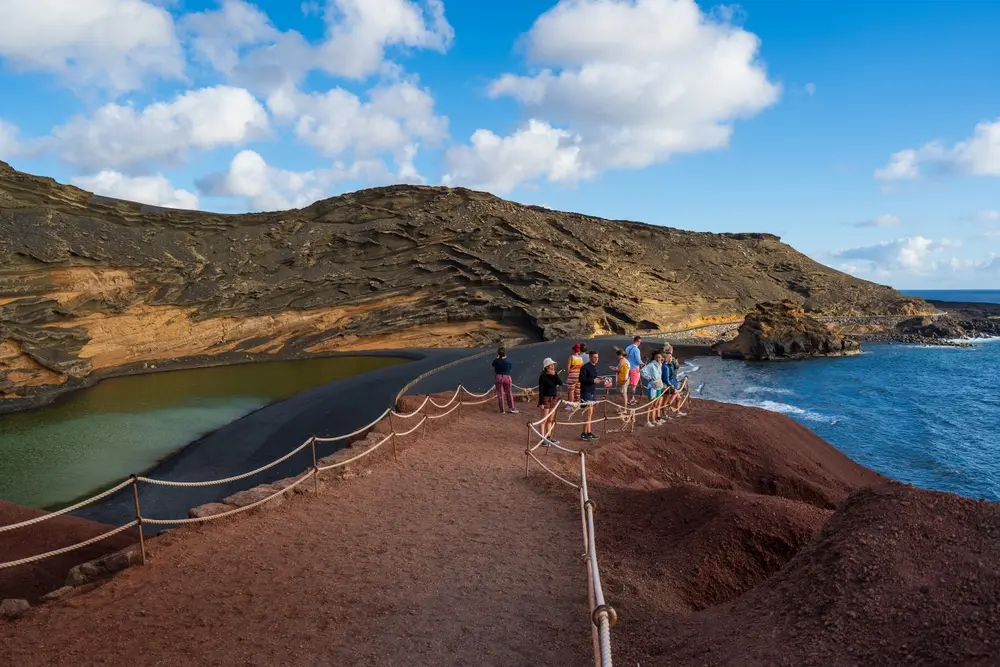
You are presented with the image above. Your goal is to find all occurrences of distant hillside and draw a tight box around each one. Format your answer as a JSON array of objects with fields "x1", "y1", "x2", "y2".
[{"x1": 0, "y1": 161, "x2": 928, "y2": 408}]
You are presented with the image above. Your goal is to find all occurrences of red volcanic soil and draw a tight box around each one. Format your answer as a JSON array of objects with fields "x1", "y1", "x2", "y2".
[
  {"x1": 2, "y1": 394, "x2": 997, "y2": 667},
  {"x1": 0, "y1": 500, "x2": 136, "y2": 601},
  {"x1": 547, "y1": 400, "x2": 1000, "y2": 667}
]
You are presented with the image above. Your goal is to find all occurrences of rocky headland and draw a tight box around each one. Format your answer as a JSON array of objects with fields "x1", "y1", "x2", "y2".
[
  {"x1": 0, "y1": 161, "x2": 930, "y2": 411},
  {"x1": 713, "y1": 300, "x2": 862, "y2": 360}
]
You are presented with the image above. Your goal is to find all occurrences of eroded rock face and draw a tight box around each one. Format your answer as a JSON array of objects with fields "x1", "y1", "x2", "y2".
[
  {"x1": 714, "y1": 301, "x2": 862, "y2": 360},
  {"x1": 0, "y1": 161, "x2": 927, "y2": 408}
]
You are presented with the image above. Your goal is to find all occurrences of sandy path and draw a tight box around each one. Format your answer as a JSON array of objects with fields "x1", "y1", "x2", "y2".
[{"x1": 1, "y1": 399, "x2": 590, "y2": 666}]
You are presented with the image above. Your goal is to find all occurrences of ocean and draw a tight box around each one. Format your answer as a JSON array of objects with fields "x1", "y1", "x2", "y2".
[{"x1": 680, "y1": 289, "x2": 1000, "y2": 500}]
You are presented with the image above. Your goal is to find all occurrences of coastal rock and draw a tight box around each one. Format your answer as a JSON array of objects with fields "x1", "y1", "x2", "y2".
[
  {"x1": 713, "y1": 301, "x2": 861, "y2": 360},
  {"x1": 895, "y1": 315, "x2": 966, "y2": 339},
  {"x1": 0, "y1": 160, "x2": 930, "y2": 410},
  {"x1": 0, "y1": 598, "x2": 30, "y2": 619}
]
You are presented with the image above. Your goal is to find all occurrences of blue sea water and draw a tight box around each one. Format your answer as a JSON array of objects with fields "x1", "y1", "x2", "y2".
[
  {"x1": 679, "y1": 290, "x2": 1000, "y2": 500},
  {"x1": 902, "y1": 289, "x2": 1000, "y2": 304}
]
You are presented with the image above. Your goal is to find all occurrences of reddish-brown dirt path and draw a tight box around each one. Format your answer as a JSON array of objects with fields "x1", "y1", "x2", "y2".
[{"x1": 0, "y1": 397, "x2": 591, "y2": 667}]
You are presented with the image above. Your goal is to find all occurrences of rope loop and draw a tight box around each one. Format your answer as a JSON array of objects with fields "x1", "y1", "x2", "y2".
[{"x1": 592, "y1": 604, "x2": 618, "y2": 628}]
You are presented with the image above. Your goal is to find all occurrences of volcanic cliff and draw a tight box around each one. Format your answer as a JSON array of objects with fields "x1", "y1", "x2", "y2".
[{"x1": 0, "y1": 161, "x2": 927, "y2": 409}]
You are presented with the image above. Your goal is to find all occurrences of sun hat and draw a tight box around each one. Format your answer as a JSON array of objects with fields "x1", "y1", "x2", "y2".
[{"x1": 542, "y1": 357, "x2": 557, "y2": 369}]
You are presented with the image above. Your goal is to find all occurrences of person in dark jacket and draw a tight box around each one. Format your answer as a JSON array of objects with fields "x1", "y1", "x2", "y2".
[
  {"x1": 578, "y1": 349, "x2": 600, "y2": 440},
  {"x1": 537, "y1": 357, "x2": 563, "y2": 444},
  {"x1": 492, "y1": 347, "x2": 518, "y2": 414}
]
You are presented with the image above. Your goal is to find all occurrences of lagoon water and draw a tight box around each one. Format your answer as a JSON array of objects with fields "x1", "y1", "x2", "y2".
[
  {"x1": 0, "y1": 356, "x2": 406, "y2": 509},
  {"x1": 681, "y1": 289, "x2": 1000, "y2": 500}
]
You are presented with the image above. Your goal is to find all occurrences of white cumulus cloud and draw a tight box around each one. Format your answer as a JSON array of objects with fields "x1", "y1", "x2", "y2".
[
  {"x1": 444, "y1": 0, "x2": 781, "y2": 193},
  {"x1": 196, "y1": 149, "x2": 405, "y2": 211},
  {"x1": 875, "y1": 118, "x2": 1000, "y2": 182},
  {"x1": 831, "y1": 236, "x2": 980, "y2": 275},
  {"x1": 183, "y1": 0, "x2": 453, "y2": 94},
  {"x1": 72, "y1": 170, "x2": 199, "y2": 209},
  {"x1": 443, "y1": 120, "x2": 591, "y2": 194},
  {"x1": 50, "y1": 85, "x2": 270, "y2": 171},
  {"x1": 287, "y1": 80, "x2": 447, "y2": 162},
  {"x1": 0, "y1": 0, "x2": 184, "y2": 92}
]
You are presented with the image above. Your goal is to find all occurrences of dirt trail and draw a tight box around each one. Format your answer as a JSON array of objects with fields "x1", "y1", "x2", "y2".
[{"x1": 0, "y1": 397, "x2": 590, "y2": 667}]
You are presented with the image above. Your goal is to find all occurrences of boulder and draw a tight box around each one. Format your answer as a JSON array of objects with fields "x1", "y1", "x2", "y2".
[
  {"x1": 39, "y1": 586, "x2": 74, "y2": 603},
  {"x1": 713, "y1": 301, "x2": 861, "y2": 361},
  {"x1": 222, "y1": 485, "x2": 284, "y2": 510},
  {"x1": 64, "y1": 546, "x2": 143, "y2": 587},
  {"x1": 188, "y1": 502, "x2": 232, "y2": 519},
  {"x1": 0, "y1": 598, "x2": 30, "y2": 619}
]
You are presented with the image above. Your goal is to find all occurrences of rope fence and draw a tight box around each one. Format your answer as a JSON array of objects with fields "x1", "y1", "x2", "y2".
[
  {"x1": 0, "y1": 382, "x2": 485, "y2": 571},
  {"x1": 521, "y1": 379, "x2": 692, "y2": 667}
]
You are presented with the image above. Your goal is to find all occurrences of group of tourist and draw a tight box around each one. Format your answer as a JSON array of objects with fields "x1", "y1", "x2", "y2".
[{"x1": 490, "y1": 336, "x2": 689, "y2": 444}]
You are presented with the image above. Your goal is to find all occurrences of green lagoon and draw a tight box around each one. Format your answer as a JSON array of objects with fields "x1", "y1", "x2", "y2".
[{"x1": 0, "y1": 355, "x2": 407, "y2": 509}]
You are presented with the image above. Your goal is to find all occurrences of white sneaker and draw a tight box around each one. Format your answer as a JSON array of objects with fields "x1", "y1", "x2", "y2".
[
  {"x1": 645, "y1": 421, "x2": 657, "y2": 428},
  {"x1": 509, "y1": 408, "x2": 519, "y2": 414},
  {"x1": 675, "y1": 411, "x2": 687, "y2": 417}
]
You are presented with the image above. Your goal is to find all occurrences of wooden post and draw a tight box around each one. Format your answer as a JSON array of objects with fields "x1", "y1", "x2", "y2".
[
  {"x1": 525, "y1": 424, "x2": 531, "y2": 478},
  {"x1": 602, "y1": 401, "x2": 608, "y2": 437},
  {"x1": 388, "y1": 412, "x2": 399, "y2": 462},
  {"x1": 130, "y1": 476, "x2": 146, "y2": 566},
  {"x1": 310, "y1": 437, "x2": 320, "y2": 495}
]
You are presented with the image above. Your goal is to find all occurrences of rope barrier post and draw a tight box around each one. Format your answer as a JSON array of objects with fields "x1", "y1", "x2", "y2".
[
  {"x1": 310, "y1": 437, "x2": 320, "y2": 495},
  {"x1": 459, "y1": 389, "x2": 464, "y2": 421},
  {"x1": 602, "y1": 401, "x2": 608, "y2": 438},
  {"x1": 388, "y1": 412, "x2": 399, "y2": 463},
  {"x1": 525, "y1": 423, "x2": 531, "y2": 478},
  {"x1": 129, "y1": 476, "x2": 146, "y2": 566}
]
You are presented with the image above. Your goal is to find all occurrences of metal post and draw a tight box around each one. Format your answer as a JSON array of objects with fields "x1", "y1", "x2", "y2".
[
  {"x1": 459, "y1": 392, "x2": 464, "y2": 420},
  {"x1": 310, "y1": 437, "x2": 320, "y2": 495},
  {"x1": 389, "y1": 412, "x2": 399, "y2": 462},
  {"x1": 602, "y1": 401, "x2": 608, "y2": 437},
  {"x1": 130, "y1": 476, "x2": 146, "y2": 565}
]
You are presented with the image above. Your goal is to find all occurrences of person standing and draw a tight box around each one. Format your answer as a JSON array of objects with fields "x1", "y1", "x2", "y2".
[
  {"x1": 625, "y1": 336, "x2": 643, "y2": 405},
  {"x1": 578, "y1": 349, "x2": 600, "y2": 440},
  {"x1": 537, "y1": 358, "x2": 563, "y2": 444},
  {"x1": 492, "y1": 347, "x2": 518, "y2": 414},
  {"x1": 640, "y1": 351, "x2": 665, "y2": 426},
  {"x1": 611, "y1": 348, "x2": 630, "y2": 407},
  {"x1": 566, "y1": 343, "x2": 585, "y2": 404}
]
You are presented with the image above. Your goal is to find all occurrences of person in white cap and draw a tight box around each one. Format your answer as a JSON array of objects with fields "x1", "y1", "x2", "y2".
[{"x1": 537, "y1": 357, "x2": 563, "y2": 444}]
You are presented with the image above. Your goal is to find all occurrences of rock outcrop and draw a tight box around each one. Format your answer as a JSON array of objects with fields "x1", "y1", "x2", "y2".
[
  {"x1": 0, "y1": 161, "x2": 928, "y2": 409},
  {"x1": 714, "y1": 301, "x2": 862, "y2": 360},
  {"x1": 895, "y1": 315, "x2": 967, "y2": 339}
]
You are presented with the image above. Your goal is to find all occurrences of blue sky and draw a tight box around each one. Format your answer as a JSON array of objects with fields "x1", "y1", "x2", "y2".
[{"x1": 1, "y1": 0, "x2": 998, "y2": 289}]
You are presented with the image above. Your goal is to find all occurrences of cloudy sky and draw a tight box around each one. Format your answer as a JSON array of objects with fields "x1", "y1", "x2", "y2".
[{"x1": 1, "y1": 0, "x2": 998, "y2": 289}]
